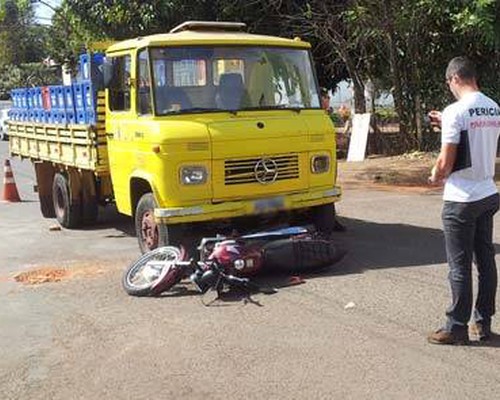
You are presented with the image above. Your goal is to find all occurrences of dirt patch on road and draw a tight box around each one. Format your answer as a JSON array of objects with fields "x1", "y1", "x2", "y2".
[
  {"x1": 13, "y1": 262, "x2": 115, "y2": 285},
  {"x1": 339, "y1": 152, "x2": 500, "y2": 191},
  {"x1": 339, "y1": 152, "x2": 437, "y2": 190},
  {"x1": 15, "y1": 268, "x2": 69, "y2": 284}
]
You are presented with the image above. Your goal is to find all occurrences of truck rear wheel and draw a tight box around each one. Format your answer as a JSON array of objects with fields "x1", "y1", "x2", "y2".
[
  {"x1": 135, "y1": 193, "x2": 183, "y2": 254},
  {"x1": 34, "y1": 162, "x2": 56, "y2": 218},
  {"x1": 39, "y1": 193, "x2": 56, "y2": 218},
  {"x1": 52, "y1": 172, "x2": 81, "y2": 228}
]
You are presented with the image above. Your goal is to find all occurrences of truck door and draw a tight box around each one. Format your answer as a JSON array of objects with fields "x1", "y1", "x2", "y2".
[{"x1": 106, "y1": 52, "x2": 136, "y2": 215}]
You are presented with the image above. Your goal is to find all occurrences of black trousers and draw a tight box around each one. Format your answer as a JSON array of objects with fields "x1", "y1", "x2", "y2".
[{"x1": 442, "y1": 193, "x2": 499, "y2": 332}]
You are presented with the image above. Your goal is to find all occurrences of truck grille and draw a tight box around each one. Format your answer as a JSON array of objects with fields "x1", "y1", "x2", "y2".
[{"x1": 224, "y1": 154, "x2": 299, "y2": 185}]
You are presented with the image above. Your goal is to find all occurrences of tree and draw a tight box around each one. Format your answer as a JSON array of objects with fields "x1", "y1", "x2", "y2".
[
  {"x1": 334, "y1": 0, "x2": 500, "y2": 149},
  {"x1": 0, "y1": 0, "x2": 55, "y2": 95},
  {"x1": 263, "y1": 1, "x2": 369, "y2": 113},
  {"x1": 0, "y1": 0, "x2": 36, "y2": 65}
]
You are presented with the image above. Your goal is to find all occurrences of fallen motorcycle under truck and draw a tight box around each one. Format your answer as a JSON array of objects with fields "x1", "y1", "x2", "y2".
[{"x1": 8, "y1": 21, "x2": 342, "y2": 252}]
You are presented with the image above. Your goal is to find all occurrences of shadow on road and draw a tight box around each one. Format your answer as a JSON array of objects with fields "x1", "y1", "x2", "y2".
[
  {"x1": 79, "y1": 204, "x2": 135, "y2": 236},
  {"x1": 471, "y1": 333, "x2": 500, "y2": 348},
  {"x1": 304, "y1": 216, "x2": 500, "y2": 278},
  {"x1": 325, "y1": 217, "x2": 448, "y2": 274}
]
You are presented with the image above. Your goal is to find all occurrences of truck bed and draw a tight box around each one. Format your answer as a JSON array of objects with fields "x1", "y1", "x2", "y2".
[{"x1": 8, "y1": 95, "x2": 108, "y2": 174}]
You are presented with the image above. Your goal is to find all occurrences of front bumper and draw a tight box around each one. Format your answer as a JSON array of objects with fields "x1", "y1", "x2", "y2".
[{"x1": 154, "y1": 186, "x2": 341, "y2": 224}]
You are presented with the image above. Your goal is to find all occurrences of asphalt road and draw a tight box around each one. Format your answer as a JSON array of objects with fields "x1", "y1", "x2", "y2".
[{"x1": 1, "y1": 140, "x2": 500, "y2": 400}]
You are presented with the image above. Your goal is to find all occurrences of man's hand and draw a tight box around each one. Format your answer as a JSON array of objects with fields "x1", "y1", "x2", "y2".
[
  {"x1": 428, "y1": 110, "x2": 442, "y2": 130},
  {"x1": 428, "y1": 166, "x2": 444, "y2": 186},
  {"x1": 429, "y1": 144, "x2": 457, "y2": 186}
]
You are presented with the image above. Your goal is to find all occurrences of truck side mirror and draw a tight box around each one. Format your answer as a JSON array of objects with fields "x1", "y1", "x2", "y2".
[{"x1": 102, "y1": 61, "x2": 114, "y2": 88}]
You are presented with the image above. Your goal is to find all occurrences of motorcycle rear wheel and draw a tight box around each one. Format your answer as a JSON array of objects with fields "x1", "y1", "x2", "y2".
[
  {"x1": 122, "y1": 246, "x2": 186, "y2": 297},
  {"x1": 262, "y1": 238, "x2": 346, "y2": 273}
]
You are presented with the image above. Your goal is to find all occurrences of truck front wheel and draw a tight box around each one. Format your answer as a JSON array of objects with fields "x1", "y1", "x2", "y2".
[
  {"x1": 52, "y1": 173, "x2": 81, "y2": 228},
  {"x1": 312, "y1": 203, "x2": 336, "y2": 235},
  {"x1": 135, "y1": 193, "x2": 183, "y2": 254}
]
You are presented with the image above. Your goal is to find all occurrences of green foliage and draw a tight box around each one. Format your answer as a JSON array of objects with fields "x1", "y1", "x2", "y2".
[
  {"x1": 330, "y1": 112, "x2": 343, "y2": 126},
  {"x1": 324, "y1": 0, "x2": 500, "y2": 149},
  {"x1": 45, "y1": 3, "x2": 91, "y2": 72},
  {"x1": 0, "y1": 62, "x2": 60, "y2": 98},
  {"x1": 451, "y1": 0, "x2": 499, "y2": 47},
  {"x1": 374, "y1": 108, "x2": 399, "y2": 124},
  {"x1": 0, "y1": 0, "x2": 46, "y2": 66}
]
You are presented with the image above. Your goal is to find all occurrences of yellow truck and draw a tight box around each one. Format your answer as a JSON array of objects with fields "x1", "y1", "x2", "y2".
[{"x1": 8, "y1": 21, "x2": 341, "y2": 252}]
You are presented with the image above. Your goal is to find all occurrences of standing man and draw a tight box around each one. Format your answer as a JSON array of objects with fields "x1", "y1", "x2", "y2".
[{"x1": 428, "y1": 56, "x2": 500, "y2": 345}]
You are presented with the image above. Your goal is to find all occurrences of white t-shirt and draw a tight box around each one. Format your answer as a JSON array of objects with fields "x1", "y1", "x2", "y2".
[{"x1": 441, "y1": 91, "x2": 500, "y2": 202}]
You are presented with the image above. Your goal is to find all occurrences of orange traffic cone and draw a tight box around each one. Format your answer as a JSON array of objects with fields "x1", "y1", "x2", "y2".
[{"x1": 2, "y1": 159, "x2": 21, "y2": 202}]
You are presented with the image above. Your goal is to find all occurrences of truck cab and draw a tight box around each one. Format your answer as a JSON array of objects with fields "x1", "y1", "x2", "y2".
[{"x1": 103, "y1": 21, "x2": 341, "y2": 252}]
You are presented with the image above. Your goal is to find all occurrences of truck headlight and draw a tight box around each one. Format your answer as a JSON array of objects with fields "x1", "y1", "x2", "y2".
[
  {"x1": 180, "y1": 166, "x2": 208, "y2": 185},
  {"x1": 311, "y1": 155, "x2": 330, "y2": 174}
]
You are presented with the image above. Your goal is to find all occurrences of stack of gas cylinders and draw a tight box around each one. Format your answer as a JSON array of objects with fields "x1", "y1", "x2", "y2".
[{"x1": 8, "y1": 53, "x2": 105, "y2": 126}]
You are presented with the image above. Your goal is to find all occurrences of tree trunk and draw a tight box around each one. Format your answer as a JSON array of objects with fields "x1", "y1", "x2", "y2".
[
  {"x1": 342, "y1": 54, "x2": 366, "y2": 113},
  {"x1": 352, "y1": 77, "x2": 366, "y2": 114},
  {"x1": 414, "y1": 90, "x2": 423, "y2": 150},
  {"x1": 382, "y1": 0, "x2": 406, "y2": 140},
  {"x1": 323, "y1": 27, "x2": 367, "y2": 114}
]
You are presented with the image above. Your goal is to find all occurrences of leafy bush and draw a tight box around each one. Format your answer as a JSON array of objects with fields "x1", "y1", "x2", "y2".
[
  {"x1": 330, "y1": 112, "x2": 342, "y2": 126},
  {"x1": 374, "y1": 107, "x2": 398, "y2": 124}
]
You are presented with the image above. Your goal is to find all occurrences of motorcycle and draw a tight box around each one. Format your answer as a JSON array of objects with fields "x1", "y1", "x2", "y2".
[{"x1": 122, "y1": 226, "x2": 346, "y2": 298}]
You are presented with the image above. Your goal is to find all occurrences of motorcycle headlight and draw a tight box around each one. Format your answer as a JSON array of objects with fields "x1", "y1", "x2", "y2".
[
  {"x1": 180, "y1": 166, "x2": 208, "y2": 185},
  {"x1": 234, "y1": 259, "x2": 245, "y2": 270},
  {"x1": 311, "y1": 155, "x2": 330, "y2": 174}
]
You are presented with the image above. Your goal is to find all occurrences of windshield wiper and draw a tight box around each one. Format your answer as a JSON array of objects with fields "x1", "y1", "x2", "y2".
[
  {"x1": 181, "y1": 107, "x2": 221, "y2": 113},
  {"x1": 181, "y1": 107, "x2": 238, "y2": 115},
  {"x1": 239, "y1": 105, "x2": 303, "y2": 113}
]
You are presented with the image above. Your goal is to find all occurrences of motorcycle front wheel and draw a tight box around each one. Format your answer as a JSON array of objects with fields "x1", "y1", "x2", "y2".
[{"x1": 122, "y1": 246, "x2": 186, "y2": 297}]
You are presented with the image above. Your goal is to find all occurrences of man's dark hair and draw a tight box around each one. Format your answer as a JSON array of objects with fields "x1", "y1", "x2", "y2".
[{"x1": 446, "y1": 57, "x2": 477, "y2": 82}]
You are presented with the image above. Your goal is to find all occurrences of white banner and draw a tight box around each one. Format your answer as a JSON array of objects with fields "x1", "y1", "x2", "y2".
[{"x1": 347, "y1": 113, "x2": 371, "y2": 162}]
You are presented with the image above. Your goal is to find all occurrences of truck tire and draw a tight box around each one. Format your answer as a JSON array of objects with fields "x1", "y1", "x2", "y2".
[
  {"x1": 135, "y1": 193, "x2": 183, "y2": 254},
  {"x1": 34, "y1": 162, "x2": 56, "y2": 218},
  {"x1": 52, "y1": 173, "x2": 81, "y2": 228},
  {"x1": 312, "y1": 203, "x2": 336, "y2": 235},
  {"x1": 39, "y1": 193, "x2": 56, "y2": 218},
  {"x1": 289, "y1": 208, "x2": 313, "y2": 229}
]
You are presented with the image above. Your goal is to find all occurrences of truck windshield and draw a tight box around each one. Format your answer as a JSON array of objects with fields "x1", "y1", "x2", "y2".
[{"x1": 150, "y1": 46, "x2": 321, "y2": 115}]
